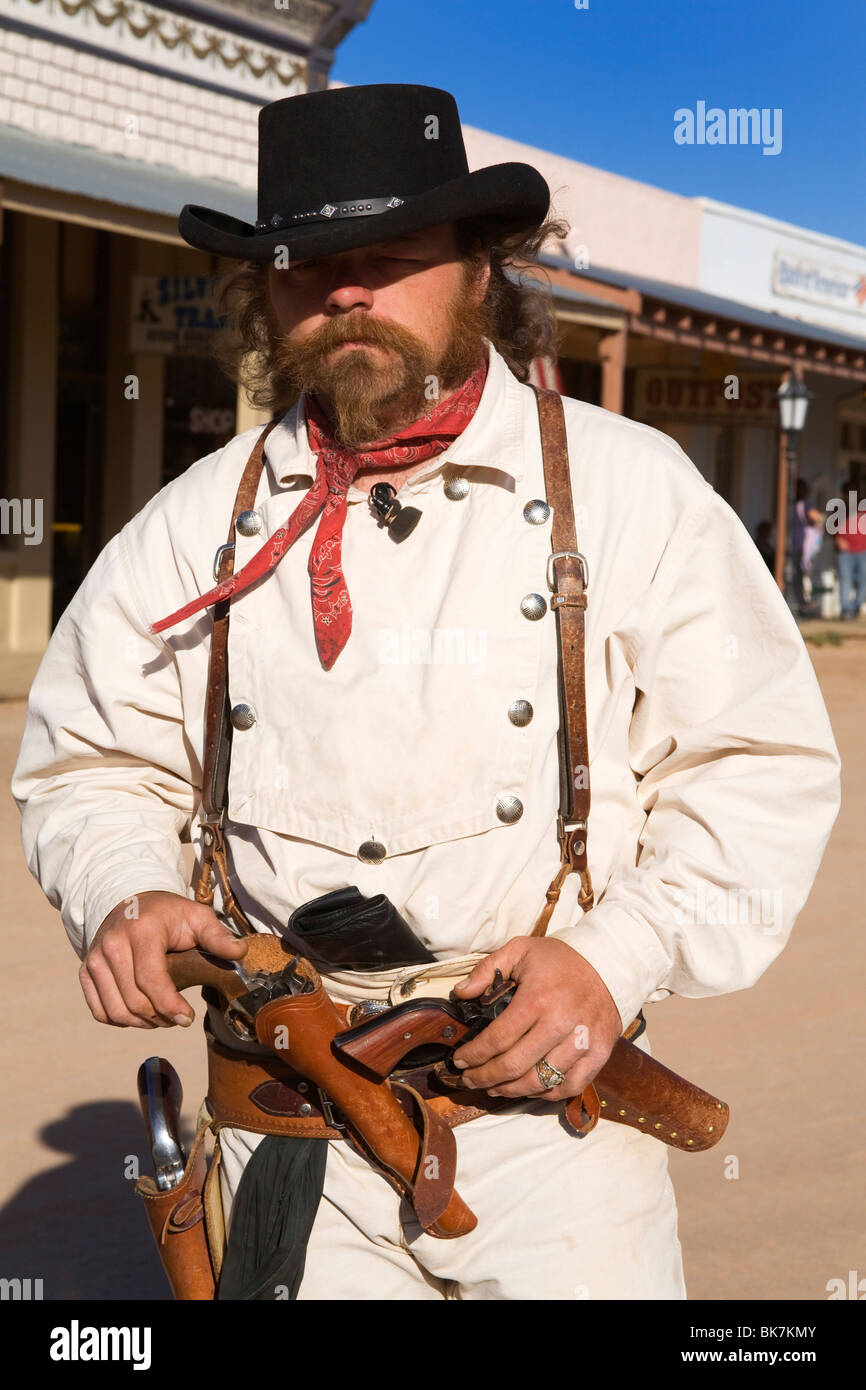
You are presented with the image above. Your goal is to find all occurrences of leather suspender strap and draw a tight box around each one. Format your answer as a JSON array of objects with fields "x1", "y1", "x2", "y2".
[
  {"x1": 193, "y1": 419, "x2": 280, "y2": 933},
  {"x1": 529, "y1": 386, "x2": 594, "y2": 936}
]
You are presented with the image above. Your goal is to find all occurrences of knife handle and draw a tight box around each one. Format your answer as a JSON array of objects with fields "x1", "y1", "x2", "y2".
[
  {"x1": 136, "y1": 1056, "x2": 186, "y2": 1189},
  {"x1": 136, "y1": 1057, "x2": 182, "y2": 1141}
]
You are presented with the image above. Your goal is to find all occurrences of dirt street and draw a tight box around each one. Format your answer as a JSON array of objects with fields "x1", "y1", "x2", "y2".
[{"x1": 0, "y1": 640, "x2": 863, "y2": 1301}]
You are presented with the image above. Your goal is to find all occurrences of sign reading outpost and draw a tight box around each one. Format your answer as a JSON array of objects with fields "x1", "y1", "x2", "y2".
[{"x1": 633, "y1": 369, "x2": 781, "y2": 426}]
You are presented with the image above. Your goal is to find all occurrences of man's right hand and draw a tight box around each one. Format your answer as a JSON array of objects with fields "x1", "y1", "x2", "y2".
[{"x1": 79, "y1": 891, "x2": 248, "y2": 1029}]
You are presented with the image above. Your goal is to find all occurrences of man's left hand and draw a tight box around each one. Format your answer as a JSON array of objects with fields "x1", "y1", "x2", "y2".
[{"x1": 450, "y1": 937, "x2": 622, "y2": 1101}]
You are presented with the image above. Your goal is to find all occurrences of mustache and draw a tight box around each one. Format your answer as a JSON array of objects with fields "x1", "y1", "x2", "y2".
[{"x1": 280, "y1": 313, "x2": 421, "y2": 361}]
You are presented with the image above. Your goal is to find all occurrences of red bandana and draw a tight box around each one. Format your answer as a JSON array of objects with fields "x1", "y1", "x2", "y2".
[{"x1": 151, "y1": 354, "x2": 489, "y2": 669}]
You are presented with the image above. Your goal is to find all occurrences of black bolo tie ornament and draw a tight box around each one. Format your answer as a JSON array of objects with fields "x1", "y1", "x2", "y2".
[{"x1": 368, "y1": 483, "x2": 422, "y2": 543}]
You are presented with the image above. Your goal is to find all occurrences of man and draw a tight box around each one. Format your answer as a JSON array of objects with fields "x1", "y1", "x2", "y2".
[
  {"x1": 13, "y1": 84, "x2": 840, "y2": 1300},
  {"x1": 835, "y1": 479, "x2": 866, "y2": 619},
  {"x1": 754, "y1": 519, "x2": 776, "y2": 574}
]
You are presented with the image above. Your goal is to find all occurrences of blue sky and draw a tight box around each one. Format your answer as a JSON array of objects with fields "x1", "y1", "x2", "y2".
[{"x1": 333, "y1": 0, "x2": 866, "y2": 247}]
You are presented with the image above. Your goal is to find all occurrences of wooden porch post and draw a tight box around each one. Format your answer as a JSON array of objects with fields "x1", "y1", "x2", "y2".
[
  {"x1": 773, "y1": 425, "x2": 788, "y2": 593},
  {"x1": 598, "y1": 326, "x2": 626, "y2": 415}
]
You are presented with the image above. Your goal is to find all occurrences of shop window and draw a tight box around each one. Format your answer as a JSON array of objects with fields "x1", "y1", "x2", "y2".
[
  {"x1": 558, "y1": 357, "x2": 602, "y2": 406},
  {"x1": 845, "y1": 461, "x2": 866, "y2": 492},
  {"x1": 713, "y1": 426, "x2": 736, "y2": 506},
  {"x1": 839, "y1": 419, "x2": 866, "y2": 453},
  {"x1": 163, "y1": 355, "x2": 237, "y2": 486},
  {"x1": 53, "y1": 224, "x2": 108, "y2": 626},
  {"x1": 836, "y1": 392, "x2": 866, "y2": 496}
]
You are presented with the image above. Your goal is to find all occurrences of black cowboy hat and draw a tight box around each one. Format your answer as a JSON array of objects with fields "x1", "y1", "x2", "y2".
[{"x1": 178, "y1": 83, "x2": 550, "y2": 264}]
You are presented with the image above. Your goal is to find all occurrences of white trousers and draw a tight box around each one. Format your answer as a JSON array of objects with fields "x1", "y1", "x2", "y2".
[{"x1": 218, "y1": 1097, "x2": 686, "y2": 1301}]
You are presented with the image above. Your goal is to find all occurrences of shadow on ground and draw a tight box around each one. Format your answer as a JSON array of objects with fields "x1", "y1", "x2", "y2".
[{"x1": 0, "y1": 1101, "x2": 174, "y2": 1300}]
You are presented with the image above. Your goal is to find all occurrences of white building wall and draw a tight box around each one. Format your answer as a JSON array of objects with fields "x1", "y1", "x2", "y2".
[{"x1": 459, "y1": 123, "x2": 703, "y2": 290}]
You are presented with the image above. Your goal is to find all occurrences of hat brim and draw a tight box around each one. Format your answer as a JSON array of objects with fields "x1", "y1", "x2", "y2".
[{"x1": 178, "y1": 163, "x2": 550, "y2": 263}]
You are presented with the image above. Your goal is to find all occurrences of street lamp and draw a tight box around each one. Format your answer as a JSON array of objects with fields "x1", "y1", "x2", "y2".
[{"x1": 775, "y1": 372, "x2": 815, "y2": 610}]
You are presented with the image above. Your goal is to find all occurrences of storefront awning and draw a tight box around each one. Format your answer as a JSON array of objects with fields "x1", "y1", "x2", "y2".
[
  {"x1": 542, "y1": 257, "x2": 866, "y2": 353},
  {"x1": 532, "y1": 254, "x2": 866, "y2": 381},
  {"x1": 0, "y1": 122, "x2": 255, "y2": 239}
]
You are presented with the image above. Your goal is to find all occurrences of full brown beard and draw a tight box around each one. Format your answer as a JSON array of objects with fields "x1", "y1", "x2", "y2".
[{"x1": 269, "y1": 261, "x2": 488, "y2": 450}]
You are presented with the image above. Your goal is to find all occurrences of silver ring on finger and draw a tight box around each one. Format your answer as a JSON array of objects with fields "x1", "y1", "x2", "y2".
[{"x1": 535, "y1": 1056, "x2": 567, "y2": 1090}]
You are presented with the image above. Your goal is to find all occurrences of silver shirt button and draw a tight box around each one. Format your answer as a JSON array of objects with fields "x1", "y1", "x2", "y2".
[
  {"x1": 443, "y1": 476, "x2": 470, "y2": 500},
  {"x1": 236, "y1": 510, "x2": 263, "y2": 537},
  {"x1": 520, "y1": 593, "x2": 547, "y2": 621},
  {"x1": 496, "y1": 795, "x2": 524, "y2": 824},
  {"x1": 508, "y1": 699, "x2": 534, "y2": 726},
  {"x1": 523, "y1": 499, "x2": 551, "y2": 525},
  {"x1": 230, "y1": 702, "x2": 256, "y2": 730},
  {"x1": 357, "y1": 839, "x2": 387, "y2": 864}
]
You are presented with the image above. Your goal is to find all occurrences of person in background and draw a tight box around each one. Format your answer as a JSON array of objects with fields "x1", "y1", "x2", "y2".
[
  {"x1": 755, "y1": 519, "x2": 775, "y2": 574},
  {"x1": 791, "y1": 479, "x2": 825, "y2": 614},
  {"x1": 835, "y1": 479, "x2": 866, "y2": 620}
]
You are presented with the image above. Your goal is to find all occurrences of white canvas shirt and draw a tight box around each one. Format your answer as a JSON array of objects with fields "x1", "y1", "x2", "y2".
[{"x1": 12, "y1": 340, "x2": 842, "y2": 1030}]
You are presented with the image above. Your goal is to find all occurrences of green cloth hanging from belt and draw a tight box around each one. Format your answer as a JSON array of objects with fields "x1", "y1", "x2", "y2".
[{"x1": 217, "y1": 1136, "x2": 327, "y2": 1301}]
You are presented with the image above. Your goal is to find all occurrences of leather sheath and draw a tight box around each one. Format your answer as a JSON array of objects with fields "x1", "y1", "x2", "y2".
[{"x1": 135, "y1": 1116, "x2": 216, "y2": 1301}]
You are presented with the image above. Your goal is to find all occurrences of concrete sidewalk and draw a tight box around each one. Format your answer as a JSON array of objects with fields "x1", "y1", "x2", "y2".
[{"x1": 798, "y1": 614, "x2": 866, "y2": 644}]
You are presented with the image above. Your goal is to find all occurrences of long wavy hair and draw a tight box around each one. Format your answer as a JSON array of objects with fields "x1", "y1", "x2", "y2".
[{"x1": 210, "y1": 213, "x2": 571, "y2": 415}]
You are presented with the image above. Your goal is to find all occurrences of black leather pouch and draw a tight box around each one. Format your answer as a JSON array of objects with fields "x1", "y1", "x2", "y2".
[{"x1": 286, "y1": 886, "x2": 436, "y2": 971}]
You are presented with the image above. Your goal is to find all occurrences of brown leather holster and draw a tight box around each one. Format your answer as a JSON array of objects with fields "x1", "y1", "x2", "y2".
[{"x1": 134, "y1": 1111, "x2": 221, "y2": 1300}]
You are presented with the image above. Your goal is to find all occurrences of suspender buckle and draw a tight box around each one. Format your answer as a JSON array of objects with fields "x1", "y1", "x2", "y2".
[
  {"x1": 200, "y1": 815, "x2": 225, "y2": 848},
  {"x1": 546, "y1": 550, "x2": 589, "y2": 597},
  {"x1": 557, "y1": 813, "x2": 587, "y2": 863}
]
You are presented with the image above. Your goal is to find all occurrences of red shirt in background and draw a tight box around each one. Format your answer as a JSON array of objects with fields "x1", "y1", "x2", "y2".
[{"x1": 841, "y1": 509, "x2": 866, "y2": 553}]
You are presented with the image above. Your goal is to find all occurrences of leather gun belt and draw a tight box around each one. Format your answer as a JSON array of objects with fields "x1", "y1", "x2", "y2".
[
  {"x1": 204, "y1": 1013, "x2": 648, "y2": 1141},
  {"x1": 206, "y1": 1025, "x2": 524, "y2": 1139}
]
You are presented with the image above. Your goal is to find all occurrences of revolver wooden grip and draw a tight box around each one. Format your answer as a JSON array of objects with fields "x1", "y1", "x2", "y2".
[
  {"x1": 335, "y1": 1003, "x2": 474, "y2": 1077},
  {"x1": 166, "y1": 948, "x2": 246, "y2": 999},
  {"x1": 165, "y1": 936, "x2": 300, "y2": 999},
  {"x1": 253, "y1": 985, "x2": 477, "y2": 1239}
]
